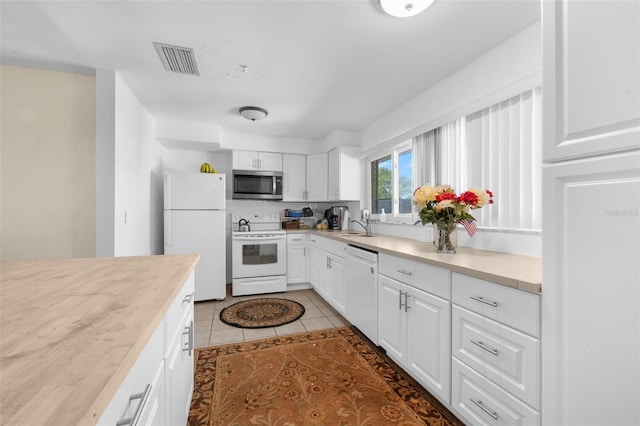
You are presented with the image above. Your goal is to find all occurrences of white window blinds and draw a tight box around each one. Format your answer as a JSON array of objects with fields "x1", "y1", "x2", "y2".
[{"x1": 439, "y1": 87, "x2": 542, "y2": 231}]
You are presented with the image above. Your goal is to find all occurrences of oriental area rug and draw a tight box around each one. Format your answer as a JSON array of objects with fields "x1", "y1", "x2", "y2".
[
  {"x1": 189, "y1": 327, "x2": 462, "y2": 426},
  {"x1": 220, "y1": 298, "x2": 305, "y2": 328}
]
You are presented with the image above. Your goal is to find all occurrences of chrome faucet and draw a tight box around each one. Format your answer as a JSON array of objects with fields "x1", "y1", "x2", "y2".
[{"x1": 351, "y1": 218, "x2": 371, "y2": 235}]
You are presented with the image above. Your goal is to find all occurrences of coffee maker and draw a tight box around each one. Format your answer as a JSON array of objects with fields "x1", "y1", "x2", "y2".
[{"x1": 324, "y1": 206, "x2": 348, "y2": 230}]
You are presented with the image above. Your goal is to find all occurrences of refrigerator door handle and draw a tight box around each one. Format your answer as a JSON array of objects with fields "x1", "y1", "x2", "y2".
[
  {"x1": 165, "y1": 210, "x2": 172, "y2": 246},
  {"x1": 165, "y1": 173, "x2": 171, "y2": 210}
]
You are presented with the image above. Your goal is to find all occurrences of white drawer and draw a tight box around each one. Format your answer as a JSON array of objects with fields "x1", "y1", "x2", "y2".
[
  {"x1": 287, "y1": 233, "x2": 308, "y2": 245},
  {"x1": 452, "y1": 358, "x2": 540, "y2": 426},
  {"x1": 309, "y1": 234, "x2": 346, "y2": 257},
  {"x1": 452, "y1": 273, "x2": 540, "y2": 337},
  {"x1": 165, "y1": 271, "x2": 195, "y2": 351},
  {"x1": 379, "y1": 252, "x2": 450, "y2": 300},
  {"x1": 98, "y1": 321, "x2": 165, "y2": 426},
  {"x1": 452, "y1": 305, "x2": 540, "y2": 409}
]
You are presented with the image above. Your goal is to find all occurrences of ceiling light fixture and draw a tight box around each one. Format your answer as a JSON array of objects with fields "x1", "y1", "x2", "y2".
[
  {"x1": 379, "y1": 0, "x2": 435, "y2": 18},
  {"x1": 239, "y1": 106, "x2": 268, "y2": 121}
]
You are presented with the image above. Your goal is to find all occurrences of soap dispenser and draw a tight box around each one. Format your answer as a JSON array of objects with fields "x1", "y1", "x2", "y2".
[{"x1": 380, "y1": 208, "x2": 387, "y2": 223}]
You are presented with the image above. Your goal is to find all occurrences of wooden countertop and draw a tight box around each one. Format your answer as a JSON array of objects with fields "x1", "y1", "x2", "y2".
[
  {"x1": 0, "y1": 254, "x2": 199, "y2": 426},
  {"x1": 291, "y1": 229, "x2": 541, "y2": 293}
]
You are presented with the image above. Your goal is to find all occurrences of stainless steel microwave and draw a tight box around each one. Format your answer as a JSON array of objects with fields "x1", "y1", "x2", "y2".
[{"x1": 232, "y1": 170, "x2": 283, "y2": 200}]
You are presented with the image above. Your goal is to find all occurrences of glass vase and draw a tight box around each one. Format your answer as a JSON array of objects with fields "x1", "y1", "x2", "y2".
[{"x1": 434, "y1": 223, "x2": 457, "y2": 253}]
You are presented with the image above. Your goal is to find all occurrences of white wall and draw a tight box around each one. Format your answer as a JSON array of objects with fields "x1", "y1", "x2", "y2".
[
  {"x1": 220, "y1": 132, "x2": 320, "y2": 155},
  {"x1": 360, "y1": 22, "x2": 542, "y2": 153},
  {"x1": 96, "y1": 70, "x2": 165, "y2": 257},
  {"x1": 1, "y1": 65, "x2": 96, "y2": 261},
  {"x1": 357, "y1": 22, "x2": 542, "y2": 257}
]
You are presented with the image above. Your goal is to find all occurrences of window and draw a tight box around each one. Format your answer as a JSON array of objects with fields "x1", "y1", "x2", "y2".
[
  {"x1": 369, "y1": 142, "x2": 412, "y2": 217},
  {"x1": 390, "y1": 87, "x2": 541, "y2": 231},
  {"x1": 371, "y1": 155, "x2": 392, "y2": 214}
]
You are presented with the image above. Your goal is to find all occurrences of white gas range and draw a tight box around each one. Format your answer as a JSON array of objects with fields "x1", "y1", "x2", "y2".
[{"x1": 231, "y1": 213, "x2": 287, "y2": 296}]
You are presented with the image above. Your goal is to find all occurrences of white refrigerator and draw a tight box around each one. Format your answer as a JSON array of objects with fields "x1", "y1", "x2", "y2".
[{"x1": 164, "y1": 172, "x2": 226, "y2": 301}]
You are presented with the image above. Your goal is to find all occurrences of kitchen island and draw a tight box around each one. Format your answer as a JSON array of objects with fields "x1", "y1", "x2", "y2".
[{"x1": 0, "y1": 254, "x2": 199, "y2": 426}]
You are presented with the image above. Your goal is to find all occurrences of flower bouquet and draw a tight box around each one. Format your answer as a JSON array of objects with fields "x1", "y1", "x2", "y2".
[{"x1": 413, "y1": 184, "x2": 494, "y2": 253}]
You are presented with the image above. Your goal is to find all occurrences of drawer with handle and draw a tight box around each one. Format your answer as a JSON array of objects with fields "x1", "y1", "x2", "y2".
[
  {"x1": 379, "y1": 253, "x2": 450, "y2": 300},
  {"x1": 452, "y1": 305, "x2": 540, "y2": 409},
  {"x1": 165, "y1": 272, "x2": 195, "y2": 349},
  {"x1": 452, "y1": 357, "x2": 540, "y2": 426},
  {"x1": 309, "y1": 235, "x2": 345, "y2": 257},
  {"x1": 287, "y1": 233, "x2": 308, "y2": 244},
  {"x1": 98, "y1": 322, "x2": 164, "y2": 426},
  {"x1": 452, "y1": 273, "x2": 540, "y2": 337}
]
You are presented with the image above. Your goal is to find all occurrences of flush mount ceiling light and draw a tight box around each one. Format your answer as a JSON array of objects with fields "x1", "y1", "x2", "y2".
[
  {"x1": 239, "y1": 106, "x2": 268, "y2": 121},
  {"x1": 379, "y1": 0, "x2": 435, "y2": 18}
]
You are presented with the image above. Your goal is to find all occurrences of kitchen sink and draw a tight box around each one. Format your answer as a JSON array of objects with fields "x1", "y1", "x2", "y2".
[{"x1": 339, "y1": 233, "x2": 376, "y2": 237}]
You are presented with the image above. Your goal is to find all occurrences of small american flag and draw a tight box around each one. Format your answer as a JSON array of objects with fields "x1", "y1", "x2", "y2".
[{"x1": 460, "y1": 219, "x2": 477, "y2": 237}]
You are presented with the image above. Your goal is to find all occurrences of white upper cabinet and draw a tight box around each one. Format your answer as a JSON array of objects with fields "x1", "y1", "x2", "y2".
[
  {"x1": 306, "y1": 153, "x2": 328, "y2": 201},
  {"x1": 233, "y1": 150, "x2": 283, "y2": 171},
  {"x1": 543, "y1": 0, "x2": 640, "y2": 162},
  {"x1": 327, "y1": 146, "x2": 360, "y2": 201},
  {"x1": 282, "y1": 154, "x2": 307, "y2": 201}
]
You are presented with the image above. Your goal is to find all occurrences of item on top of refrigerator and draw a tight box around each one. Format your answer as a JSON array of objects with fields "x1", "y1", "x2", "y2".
[{"x1": 200, "y1": 162, "x2": 218, "y2": 173}]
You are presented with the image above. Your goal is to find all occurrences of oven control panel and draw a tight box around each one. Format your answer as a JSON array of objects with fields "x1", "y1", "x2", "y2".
[{"x1": 232, "y1": 213, "x2": 282, "y2": 232}]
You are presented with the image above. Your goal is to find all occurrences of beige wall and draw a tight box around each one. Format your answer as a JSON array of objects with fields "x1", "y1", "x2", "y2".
[{"x1": 1, "y1": 65, "x2": 96, "y2": 261}]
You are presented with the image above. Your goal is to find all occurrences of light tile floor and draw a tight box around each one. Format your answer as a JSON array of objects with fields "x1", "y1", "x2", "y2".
[{"x1": 194, "y1": 287, "x2": 351, "y2": 348}]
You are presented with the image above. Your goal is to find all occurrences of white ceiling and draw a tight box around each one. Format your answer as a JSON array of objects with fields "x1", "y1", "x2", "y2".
[{"x1": 0, "y1": 0, "x2": 540, "y2": 142}]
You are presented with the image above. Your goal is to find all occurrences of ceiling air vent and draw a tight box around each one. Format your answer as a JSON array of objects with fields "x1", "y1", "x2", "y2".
[{"x1": 153, "y1": 42, "x2": 200, "y2": 76}]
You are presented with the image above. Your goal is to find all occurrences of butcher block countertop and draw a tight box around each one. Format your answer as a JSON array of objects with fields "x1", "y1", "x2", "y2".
[
  {"x1": 0, "y1": 254, "x2": 199, "y2": 426},
  {"x1": 292, "y1": 229, "x2": 541, "y2": 293}
]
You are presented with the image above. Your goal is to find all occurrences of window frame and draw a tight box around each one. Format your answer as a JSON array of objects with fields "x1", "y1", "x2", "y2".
[{"x1": 366, "y1": 140, "x2": 413, "y2": 222}]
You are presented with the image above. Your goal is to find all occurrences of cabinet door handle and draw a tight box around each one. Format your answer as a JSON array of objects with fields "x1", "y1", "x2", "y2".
[
  {"x1": 469, "y1": 398, "x2": 499, "y2": 420},
  {"x1": 370, "y1": 266, "x2": 374, "y2": 274},
  {"x1": 470, "y1": 295, "x2": 499, "y2": 307},
  {"x1": 471, "y1": 339, "x2": 499, "y2": 356},
  {"x1": 116, "y1": 384, "x2": 152, "y2": 426},
  {"x1": 404, "y1": 292, "x2": 410, "y2": 312},
  {"x1": 397, "y1": 269, "x2": 413, "y2": 276},
  {"x1": 399, "y1": 290, "x2": 405, "y2": 310},
  {"x1": 182, "y1": 293, "x2": 193, "y2": 304},
  {"x1": 303, "y1": 248, "x2": 306, "y2": 257},
  {"x1": 183, "y1": 320, "x2": 194, "y2": 356}
]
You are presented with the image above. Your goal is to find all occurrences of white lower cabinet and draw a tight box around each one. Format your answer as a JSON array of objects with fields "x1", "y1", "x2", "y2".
[
  {"x1": 452, "y1": 358, "x2": 540, "y2": 426},
  {"x1": 309, "y1": 235, "x2": 346, "y2": 315},
  {"x1": 98, "y1": 322, "x2": 165, "y2": 426},
  {"x1": 164, "y1": 307, "x2": 194, "y2": 426},
  {"x1": 138, "y1": 361, "x2": 165, "y2": 426},
  {"x1": 99, "y1": 272, "x2": 195, "y2": 426},
  {"x1": 286, "y1": 234, "x2": 309, "y2": 284},
  {"x1": 378, "y1": 269, "x2": 451, "y2": 404},
  {"x1": 451, "y1": 273, "x2": 540, "y2": 425}
]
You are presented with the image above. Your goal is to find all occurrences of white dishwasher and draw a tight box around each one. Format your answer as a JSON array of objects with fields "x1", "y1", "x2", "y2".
[{"x1": 344, "y1": 244, "x2": 379, "y2": 345}]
